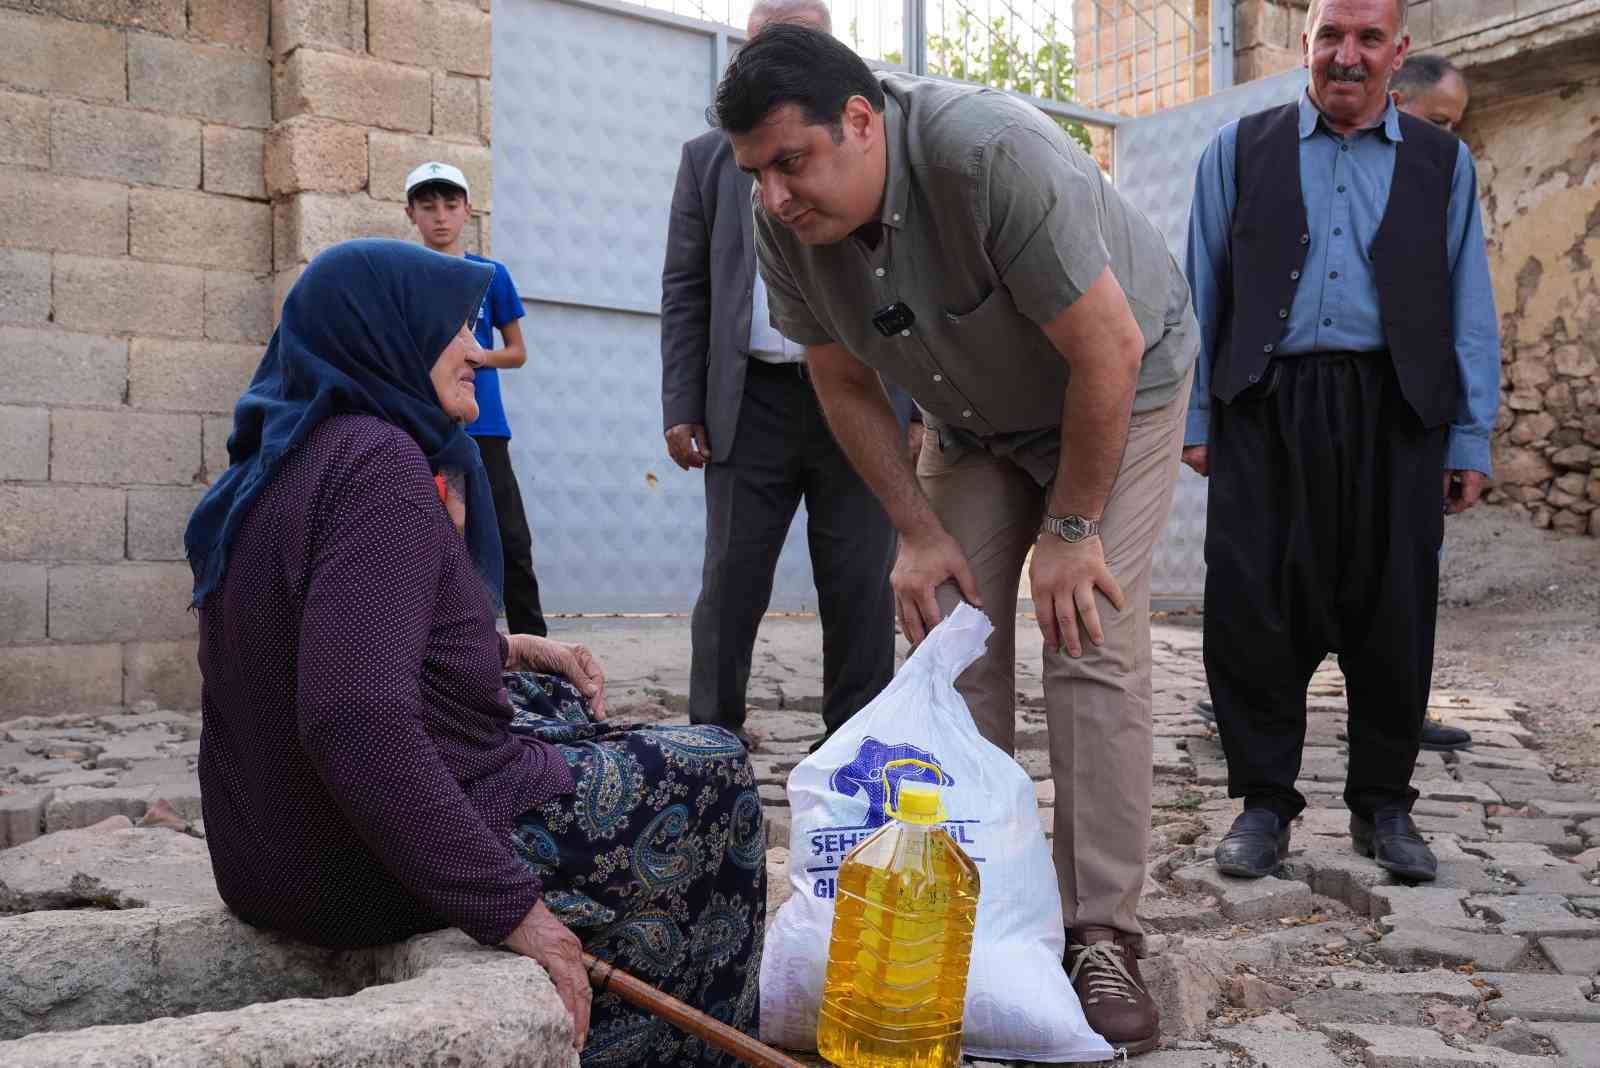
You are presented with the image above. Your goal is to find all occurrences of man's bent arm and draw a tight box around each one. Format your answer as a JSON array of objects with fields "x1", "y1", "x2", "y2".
[
  {"x1": 805, "y1": 342, "x2": 943, "y2": 540},
  {"x1": 1039, "y1": 266, "x2": 1146, "y2": 519}
]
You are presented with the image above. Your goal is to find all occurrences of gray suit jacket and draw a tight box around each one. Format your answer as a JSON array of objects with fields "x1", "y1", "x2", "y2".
[
  {"x1": 660, "y1": 129, "x2": 919, "y2": 464},
  {"x1": 660, "y1": 129, "x2": 757, "y2": 465}
]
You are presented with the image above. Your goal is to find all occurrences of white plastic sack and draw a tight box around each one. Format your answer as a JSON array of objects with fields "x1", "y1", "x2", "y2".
[{"x1": 759, "y1": 603, "x2": 1113, "y2": 1062}]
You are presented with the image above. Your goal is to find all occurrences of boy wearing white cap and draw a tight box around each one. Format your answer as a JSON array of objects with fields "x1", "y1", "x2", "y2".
[{"x1": 405, "y1": 161, "x2": 547, "y2": 636}]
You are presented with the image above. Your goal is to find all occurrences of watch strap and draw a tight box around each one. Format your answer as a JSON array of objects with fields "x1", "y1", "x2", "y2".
[{"x1": 1043, "y1": 513, "x2": 1101, "y2": 541}]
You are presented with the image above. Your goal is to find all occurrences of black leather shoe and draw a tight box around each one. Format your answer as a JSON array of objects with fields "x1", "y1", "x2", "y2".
[
  {"x1": 1215, "y1": 808, "x2": 1290, "y2": 879},
  {"x1": 1352, "y1": 808, "x2": 1437, "y2": 882},
  {"x1": 1420, "y1": 720, "x2": 1472, "y2": 751},
  {"x1": 1195, "y1": 699, "x2": 1216, "y2": 723}
]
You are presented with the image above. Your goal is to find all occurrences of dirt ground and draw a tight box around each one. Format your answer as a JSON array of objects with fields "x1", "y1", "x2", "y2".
[{"x1": 1433, "y1": 506, "x2": 1600, "y2": 785}]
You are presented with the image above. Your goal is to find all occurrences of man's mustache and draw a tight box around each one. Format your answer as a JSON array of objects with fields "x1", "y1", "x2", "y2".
[{"x1": 1328, "y1": 62, "x2": 1368, "y2": 82}]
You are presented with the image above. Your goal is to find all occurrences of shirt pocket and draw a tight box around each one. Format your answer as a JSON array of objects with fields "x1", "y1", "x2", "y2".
[
  {"x1": 925, "y1": 285, "x2": 1068, "y2": 433},
  {"x1": 941, "y1": 284, "x2": 1013, "y2": 328}
]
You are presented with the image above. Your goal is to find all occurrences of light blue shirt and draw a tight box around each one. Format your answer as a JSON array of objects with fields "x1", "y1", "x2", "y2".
[{"x1": 1184, "y1": 92, "x2": 1500, "y2": 474}]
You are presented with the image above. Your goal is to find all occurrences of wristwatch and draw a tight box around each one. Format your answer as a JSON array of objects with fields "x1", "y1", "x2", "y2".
[{"x1": 1042, "y1": 513, "x2": 1101, "y2": 543}]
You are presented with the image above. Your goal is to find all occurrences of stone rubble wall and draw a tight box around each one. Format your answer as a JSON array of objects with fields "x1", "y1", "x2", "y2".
[
  {"x1": 1469, "y1": 74, "x2": 1600, "y2": 536},
  {"x1": 0, "y1": 0, "x2": 495, "y2": 718}
]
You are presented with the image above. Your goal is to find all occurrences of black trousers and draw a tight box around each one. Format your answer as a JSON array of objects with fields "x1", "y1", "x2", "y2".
[
  {"x1": 689, "y1": 360, "x2": 897, "y2": 740},
  {"x1": 472, "y1": 435, "x2": 547, "y2": 637},
  {"x1": 1203, "y1": 351, "x2": 1446, "y2": 823}
]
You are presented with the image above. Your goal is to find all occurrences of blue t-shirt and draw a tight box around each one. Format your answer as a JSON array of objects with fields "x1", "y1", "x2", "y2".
[{"x1": 464, "y1": 254, "x2": 526, "y2": 439}]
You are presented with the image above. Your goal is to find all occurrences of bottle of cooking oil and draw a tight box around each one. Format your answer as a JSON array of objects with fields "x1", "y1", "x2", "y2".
[{"x1": 816, "y1": 759, "x2": 980, "y2": 1068}]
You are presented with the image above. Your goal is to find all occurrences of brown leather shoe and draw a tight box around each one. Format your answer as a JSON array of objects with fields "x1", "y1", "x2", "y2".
[{"x1": 1065, "y1": 925, "x2": 1159, "y2": 1056}]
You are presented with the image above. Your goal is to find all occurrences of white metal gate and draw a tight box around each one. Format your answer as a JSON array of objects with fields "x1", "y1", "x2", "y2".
[
  {"x1": 495, "y1": 0, "x2": 747, "y2": 612},
  {"x1": 1114, "y1": 67, "x2": 1310, "y2": 602},
  {"x1": 493, "y1": 0, "x2": 1303, "y2": 610}
]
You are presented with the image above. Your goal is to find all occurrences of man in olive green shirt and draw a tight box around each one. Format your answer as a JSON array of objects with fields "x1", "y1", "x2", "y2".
[{"x1": 713, "y1": 25, "x2": 1197, "y2": 1056}]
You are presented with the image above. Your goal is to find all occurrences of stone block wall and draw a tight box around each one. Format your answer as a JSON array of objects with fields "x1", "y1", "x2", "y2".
[
  {"x1": 0, "y1": 0, "x2": 496, "y2": 717},
  {"x1": 1231, "y1": 0, "x2": 1307, "y2": 83}
]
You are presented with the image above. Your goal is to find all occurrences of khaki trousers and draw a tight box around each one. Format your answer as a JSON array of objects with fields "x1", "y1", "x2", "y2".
[{"x1": 921, "y1": 370, "x2": 1192, "y2": 936}]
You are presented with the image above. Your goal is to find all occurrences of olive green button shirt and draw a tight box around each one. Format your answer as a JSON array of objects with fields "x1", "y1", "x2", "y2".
[{"x1": 755, "y1": 73, "x2": 1198, "y2": 452}]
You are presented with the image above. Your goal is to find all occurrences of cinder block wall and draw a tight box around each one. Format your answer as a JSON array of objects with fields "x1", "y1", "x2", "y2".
[
  {"x1": 268, "y1": 0, "x2": 493, "y2": 304},
  {"x1": 0, "y1": 0, "x2": 494, "y2": 718}
]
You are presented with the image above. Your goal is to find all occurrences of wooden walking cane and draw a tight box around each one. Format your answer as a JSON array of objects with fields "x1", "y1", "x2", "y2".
[{"x1": 582, "y1": 952, "x2": 809, "y2": 1068}]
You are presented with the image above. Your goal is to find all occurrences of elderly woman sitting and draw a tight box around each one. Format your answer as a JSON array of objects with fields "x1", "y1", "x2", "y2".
[{"x1": 185, "y1": 239, "x2": 765, "y2": 1066}]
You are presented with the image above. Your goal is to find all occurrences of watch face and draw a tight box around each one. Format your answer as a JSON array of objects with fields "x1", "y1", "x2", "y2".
[{"x1": 1064, "y1": 515, "x2": 1089, "y2": 540}]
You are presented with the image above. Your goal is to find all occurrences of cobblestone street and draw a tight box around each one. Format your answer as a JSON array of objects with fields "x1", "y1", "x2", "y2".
[{"x1": 4, "y1": 613, "x2": 1600, "y2": 1066}]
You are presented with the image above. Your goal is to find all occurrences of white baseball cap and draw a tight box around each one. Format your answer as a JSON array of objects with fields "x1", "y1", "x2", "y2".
[{"x1": 404, "y1": 161, "x2": 470, "y2": 199}]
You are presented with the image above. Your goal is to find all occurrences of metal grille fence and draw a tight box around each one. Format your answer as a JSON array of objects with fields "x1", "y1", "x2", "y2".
[
  {"x1": 622, "y1": 0, "x2": 1230, "y2": 123},
  {"x1": 1075, "y1": 0, "x2": 1220, "y2": 117}
]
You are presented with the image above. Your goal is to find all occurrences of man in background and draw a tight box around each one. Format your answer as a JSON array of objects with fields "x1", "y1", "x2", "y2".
[
  {"x1": 660, "y1": 0, "x2": 905, "y2": 751},
  {"x1": 407, "y1": 161, "x2": 548, "y2": 636},
  {"x1": 1393, "y1": 53, "x2": 1471, "y2": 131},
  {"x1": 1393, "y1": 52, "x2": 1477, "y2": 753}
]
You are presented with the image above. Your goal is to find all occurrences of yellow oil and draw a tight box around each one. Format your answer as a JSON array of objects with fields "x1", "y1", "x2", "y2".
[{"x1": 815, "y1": 820, "x2": 980, "y2": 1068}]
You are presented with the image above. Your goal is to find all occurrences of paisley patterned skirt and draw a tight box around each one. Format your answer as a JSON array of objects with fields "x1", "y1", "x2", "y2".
[{"x1": 505, "y1": 672, "x2": 766, "y2": 1067}]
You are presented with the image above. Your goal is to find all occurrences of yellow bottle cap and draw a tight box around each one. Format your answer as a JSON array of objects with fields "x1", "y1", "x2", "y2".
[
  {"x1": 880, "y1": 758, "x2": 951, "y2": 825},
  {"x1": 895, "y1": 780, "x2": 944, "y2": 825}
]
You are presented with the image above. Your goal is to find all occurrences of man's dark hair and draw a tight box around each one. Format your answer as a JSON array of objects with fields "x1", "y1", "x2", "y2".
[
  {"x1": 709, "y1": 23, "x2": 884, "y2": 138},
  {"x1": 1391, "y1": 54, "x2": 1460, "y2": 96},
  {"x1": 407, "y1": 181, "x2": 468, "y2": 207}
]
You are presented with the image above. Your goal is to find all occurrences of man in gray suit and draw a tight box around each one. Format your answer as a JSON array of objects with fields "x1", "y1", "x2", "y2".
[{"x1": 661, "y1": 0, "x2": 902, "y2": 748}]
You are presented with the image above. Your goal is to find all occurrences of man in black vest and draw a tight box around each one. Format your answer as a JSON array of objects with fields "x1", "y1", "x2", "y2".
[
  {"x1": 1393, "y1": 53, "x2": 1476, "y2": 754},
  {"x1": 1181, "y1": 0, "x2": 1501, "y2": 882}
]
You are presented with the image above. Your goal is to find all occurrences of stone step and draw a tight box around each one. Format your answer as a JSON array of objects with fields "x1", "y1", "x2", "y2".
[
  {"x1": 1479, "y1": 972, "x2": 1600, "y2": 1023},
  {"x1": 1375, "y1": 920, "x2": 1530, "y2": 970},
  {"x1": 1171, "y1": 860, "x2": 1314, "y2": 923}
]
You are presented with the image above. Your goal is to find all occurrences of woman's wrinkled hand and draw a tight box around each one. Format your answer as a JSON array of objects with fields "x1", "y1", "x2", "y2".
[
  {"x1": 503, "y1": 899, "x2": 591, "y2": 1051},
  {"x1": 504, "y1": 634, "x2": 608, "y2": 720}
]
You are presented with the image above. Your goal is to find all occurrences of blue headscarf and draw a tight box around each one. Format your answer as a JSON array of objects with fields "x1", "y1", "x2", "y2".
[{"x1": 185, "y1": 238, "x2": 503, "y2": 607}]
